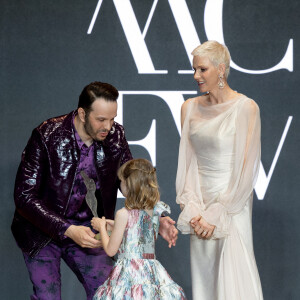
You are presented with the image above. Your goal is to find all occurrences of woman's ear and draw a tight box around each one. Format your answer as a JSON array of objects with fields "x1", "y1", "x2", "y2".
[{"x1": 218, "y1": 63, "x2": 226, "y2": 78}]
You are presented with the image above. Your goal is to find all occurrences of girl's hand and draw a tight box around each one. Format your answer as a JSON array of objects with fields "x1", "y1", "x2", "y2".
[
  {"x1": 105, "y1": 219, "x2": 115, "y2": 231},
  {"x1": 159, "y1": 217, "x2": 178, "y2": 248},
  {"x1": 190, "y1": 215, "x2": 215, "y2": 239},
  {"x1": 91, "y1": 217, "x2": 106, "y2": 232}
]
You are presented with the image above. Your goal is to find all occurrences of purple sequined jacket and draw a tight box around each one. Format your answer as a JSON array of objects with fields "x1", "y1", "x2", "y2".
[{"x1": 11, "y1": 110, "x2": 132, "y2": 257}]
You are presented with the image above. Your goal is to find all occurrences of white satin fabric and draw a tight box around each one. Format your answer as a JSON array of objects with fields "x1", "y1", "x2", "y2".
[{"x1": 176, "y1": 95, "x2": 263, "y2": 299}]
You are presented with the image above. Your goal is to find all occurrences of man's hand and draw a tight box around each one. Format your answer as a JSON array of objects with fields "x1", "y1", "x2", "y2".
[
  {"x1": 64, "y1": 225, "x2": 102, "y2": 248},
  {"x1": 159, "y1": 216, "x2": 178, "y2": 248},
  {"x1": 190, "y1": 215, "x2": 215, "y2": 239}
]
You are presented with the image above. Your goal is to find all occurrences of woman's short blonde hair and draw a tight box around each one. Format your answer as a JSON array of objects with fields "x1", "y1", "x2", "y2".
[
  {"x1": 117, "y1": 159, "x2": 159, "y2": 210},
  {"x1": 192, "y1": 40, "x2": 231, "y2": 78}
]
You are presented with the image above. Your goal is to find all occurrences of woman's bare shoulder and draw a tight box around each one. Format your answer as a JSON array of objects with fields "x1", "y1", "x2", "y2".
[
  {"x1": 182, "y1": 97, "x2": 193, "y2": 109},
  {"x1": 183, "y1": 95, "x2": 207, "y2": 105},
  {"x1": 182, "y1": 95, "x2": 206, "y2": 111},
  {"x1": 241, "y1": 96, "x2": 260, "y2": 113}
]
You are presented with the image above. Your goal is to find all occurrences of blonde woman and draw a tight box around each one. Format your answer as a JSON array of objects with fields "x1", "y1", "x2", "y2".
[
  {"x1": 176, "y1": 41, "x2": 263, "y2": 299},
  {"x1": 92, "y1": 159, "x2": 186, "y2": 299}
]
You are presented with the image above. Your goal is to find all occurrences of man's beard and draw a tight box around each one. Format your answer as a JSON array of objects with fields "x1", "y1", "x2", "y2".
[{"x1": 84, "y1": 117, "x2": 108, "y2": 142}]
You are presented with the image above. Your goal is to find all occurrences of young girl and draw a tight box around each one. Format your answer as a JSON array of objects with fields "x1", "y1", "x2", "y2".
[{"x1": 91, "y1": 158, "x2": 186, "y2": 299}]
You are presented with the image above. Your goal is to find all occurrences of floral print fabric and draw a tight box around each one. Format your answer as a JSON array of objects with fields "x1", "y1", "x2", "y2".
[{"x1": 93, "y1": 201, "x2": 186, "y2": 299}]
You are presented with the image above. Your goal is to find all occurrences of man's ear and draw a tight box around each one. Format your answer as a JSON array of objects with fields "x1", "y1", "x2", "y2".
[{"x1": 78, "y1": 107, "x2": 86, "y2": 123}]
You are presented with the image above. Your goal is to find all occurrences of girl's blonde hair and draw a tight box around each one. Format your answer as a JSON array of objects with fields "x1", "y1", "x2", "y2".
[
  {"x1": 117, "y1": 159, "x2": 159, "y2": 210},
  {"x1": 192, "y1": 40, "x2": 231, "y2": 78}
]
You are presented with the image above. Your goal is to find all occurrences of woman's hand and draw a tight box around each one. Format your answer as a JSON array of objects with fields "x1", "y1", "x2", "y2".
[
  {"x1": 190, "y1": 215, "x2": 215, "y2": 239},
  {"x1": 91, "y1": 217, "x2": 106, "y2": 232}
]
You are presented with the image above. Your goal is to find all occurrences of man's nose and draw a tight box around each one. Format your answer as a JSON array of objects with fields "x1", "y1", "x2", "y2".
[{"x1": 104, "y1": 120, "x2": 113, "y2": 131}]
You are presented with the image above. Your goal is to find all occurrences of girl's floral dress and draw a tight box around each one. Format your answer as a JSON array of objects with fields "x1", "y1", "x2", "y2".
[{"x1": 93, "y1": 201, "x2": 186, "y2": 299}]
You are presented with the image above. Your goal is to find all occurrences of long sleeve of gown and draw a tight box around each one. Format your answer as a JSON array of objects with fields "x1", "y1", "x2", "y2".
[{"x1": 176, "y1": 97, "x2": 261, "y2": 238}]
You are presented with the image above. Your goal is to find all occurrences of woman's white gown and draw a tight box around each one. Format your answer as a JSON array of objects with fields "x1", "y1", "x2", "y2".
[{"x1": 176, "y1": 95, "x2": 263, "y2": 300}]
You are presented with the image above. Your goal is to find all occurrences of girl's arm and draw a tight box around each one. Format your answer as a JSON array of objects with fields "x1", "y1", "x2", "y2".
[
  {"x1": 96, "y1": 208, "x2": 128, "y2": 257},
  {"x1": 105, "y1": 219, "x2": 115, "y2": 232}
]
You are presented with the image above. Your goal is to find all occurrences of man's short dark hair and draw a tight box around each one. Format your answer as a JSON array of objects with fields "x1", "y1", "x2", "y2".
[{"x1": 78, "y1": 81, "x2": 119, "y2": 114}]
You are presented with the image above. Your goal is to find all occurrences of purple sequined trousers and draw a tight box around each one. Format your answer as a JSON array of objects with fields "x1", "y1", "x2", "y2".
[{"x1": 23, "y1": 241, "x2": 113, "y2": 300}]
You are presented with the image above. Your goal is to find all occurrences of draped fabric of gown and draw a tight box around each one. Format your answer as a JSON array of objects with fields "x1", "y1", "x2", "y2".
[
  {"x1": 176, "y1": 94, "x2": 263, "y2": 300},
  {"x1": 93, "y1": 201, "x2": 187, "y2": 300}
]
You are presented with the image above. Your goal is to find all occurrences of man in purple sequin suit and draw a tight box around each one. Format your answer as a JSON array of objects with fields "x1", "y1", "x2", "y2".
[{"x1": 12, "y1": 82, "x2": 177, "y2": 300}]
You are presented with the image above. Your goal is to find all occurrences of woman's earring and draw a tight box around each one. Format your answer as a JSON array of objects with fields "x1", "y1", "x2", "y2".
[{"x1": 218, "y1": 74, "x2": 225, "y2": 89}]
